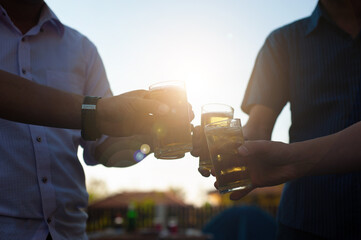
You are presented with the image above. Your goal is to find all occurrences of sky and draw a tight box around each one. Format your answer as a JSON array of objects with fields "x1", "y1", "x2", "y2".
[{"x1": 46, "y1": 0, "x2": 318, "y2": 206}]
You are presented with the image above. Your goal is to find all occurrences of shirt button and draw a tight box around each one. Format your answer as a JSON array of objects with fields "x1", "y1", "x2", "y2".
[
  {"x1": 36, "y1": 136, "x2": 42, "y2": 142},
  {"x1": 47, "y1": 217, "x2": 52, "y2": 223},
  {"x1": 42, "y1": 177, "x2": 48, "y2": 183},
  {"x1": 22, "y1": 69, "x2": 26, "y2": 74},
  {"x1": 21, "y1": 37, "x2": 25, "y2": 42}
]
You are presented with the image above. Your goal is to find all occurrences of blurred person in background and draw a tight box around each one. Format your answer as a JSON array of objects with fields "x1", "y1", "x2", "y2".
[
  {"x1": 202, "y1": 206, "x2": 277, "y2": 240},
  {"x1": 0, "y1": 0, "x2": 175, "y2": 239}
]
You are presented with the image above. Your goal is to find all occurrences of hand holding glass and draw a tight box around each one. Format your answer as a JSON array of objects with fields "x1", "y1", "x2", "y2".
[
  {"x1": 149, "y1": 81, "x2": 192, "y2": 159},
  {"x1": 204, "y1": 118, "x2": 251, "y2": 194}
]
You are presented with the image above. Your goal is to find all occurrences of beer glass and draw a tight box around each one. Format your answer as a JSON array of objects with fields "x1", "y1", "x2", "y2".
[
  {"x1": 199, "y1": 104, "x2": 234, "y2": 172},
  {"x1": 149, "y1": 81, "x2": 192, "y2": 159},
  {"x1": 204, "y1": 118, "x2": 251, "y2": 194}
]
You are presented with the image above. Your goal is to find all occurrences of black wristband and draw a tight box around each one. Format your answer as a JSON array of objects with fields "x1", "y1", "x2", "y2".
[{"x1": 81, "y1": 96, "x2": 102, "y2": 141}]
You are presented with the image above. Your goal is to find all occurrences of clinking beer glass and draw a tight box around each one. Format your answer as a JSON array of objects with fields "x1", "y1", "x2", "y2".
[
  {"x1": 199, "y1": 104, "x2": 234, "y2": 172},
  {"x1": 149, "y1": 81, "x2": 192, "y2": 159},
  {"x1": 204, "y1": 118, "x2": 251, "y2": 194}
]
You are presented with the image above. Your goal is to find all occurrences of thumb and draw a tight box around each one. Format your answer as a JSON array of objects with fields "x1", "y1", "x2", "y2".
[
  {"x1": 238, "y1": 144, "x2": 250, "y2": 157},
  {"x1": 229, "y1": 187, "x2": 254, "y2": 200}
]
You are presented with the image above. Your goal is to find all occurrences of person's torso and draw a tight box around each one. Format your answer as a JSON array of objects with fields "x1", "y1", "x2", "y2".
[
  {"x1": 274, "y1": 8, "x2": 361, "y2": 239},
  {"x1": 0, "y1": 5, "x2": 108, "y2": 240}
]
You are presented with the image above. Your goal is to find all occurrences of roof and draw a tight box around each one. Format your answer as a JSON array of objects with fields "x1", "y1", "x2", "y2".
[
  {"x1": 208, "y1": 184, "x2": 284, "y2": 196},
  {"x1": 89, "y1": 191, "x2": 189, "y2": 209}
]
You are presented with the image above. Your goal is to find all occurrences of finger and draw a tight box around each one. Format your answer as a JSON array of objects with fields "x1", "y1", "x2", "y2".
[
  {"x1": 121, "y1": 89, "x2": 148, "y2": 97},
  {"x1": 191, "y1": 125, "x2": 202, "y2": 157},
  {"x1": 238, "y1": 144, "x2": 250, "y2": 157},
  {"x1": 131, "y1": 97, "x2": 170, "y2": 116},
  {"x1": 229, "y1": 187, "x2": 254, "y2": 200},
  {"x1": 213, "y1": 141, "x2": 241, "y2": 154},
  {"x1": 188, "y1": 103, "x2": 195, "y2": 121},
  {"x1": 146, "y1": 99, "x2": 170, "y2": 115},
  {"x1": 214, "y1": 180, "x2": 219, "y2": 189},
  {"x1": 192, "y1": 125, "x2": 202, "y2": 140},
  {"x1": 198, "y1": 167, "x2": 211, "y2": 177},
  {"x1": 134, "y1": 114, "x2": 156, "y2": 135},
  {"x1": 190, "y1": 149, "x2": 200, "y2": 157}
]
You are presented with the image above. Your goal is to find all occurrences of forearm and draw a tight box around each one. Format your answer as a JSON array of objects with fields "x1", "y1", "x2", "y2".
[
  {"x1": 243, "y1": 105, "x2": 279, "y2": 140},
  {"x1": 0, "y1": 70, "x2": 83, "y2": 129},
  {"x1": 291, "y1": 121, "x2": 361, "y2": 177}
]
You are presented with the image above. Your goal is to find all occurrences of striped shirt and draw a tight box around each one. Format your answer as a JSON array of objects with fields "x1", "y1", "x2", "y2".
[
  {"x1": 0, "y1": 3, "x2": 111, "y2": 240},
  {"x1": 242, "y1": 2, "x2": 361, "y2": 239}
]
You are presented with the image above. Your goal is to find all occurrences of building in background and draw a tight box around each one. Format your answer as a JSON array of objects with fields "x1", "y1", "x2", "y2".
[{"x1": 87, "y1": 186, "x2": 282, "y2": 236}]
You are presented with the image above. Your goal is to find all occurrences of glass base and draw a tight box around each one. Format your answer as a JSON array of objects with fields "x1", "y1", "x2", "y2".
[
  {"x1": 154, "y1": 143, "x2": 192, "y2": 160},
  {"x1": 218, "y1": 179, "x2": 252, "y2": 194}
]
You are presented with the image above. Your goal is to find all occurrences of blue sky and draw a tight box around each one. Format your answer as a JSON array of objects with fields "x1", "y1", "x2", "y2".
[{"x1": 46, "y1": 0, "x2": 318, "y2": 205}]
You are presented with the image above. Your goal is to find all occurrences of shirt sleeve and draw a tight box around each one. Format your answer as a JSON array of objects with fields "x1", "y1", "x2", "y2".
[
  {"x1": 241, "y1": 30, "x2": 289, "y2": 115},
  {"x1": 79, "y1": 37, "x2": 113, "y2": 166}
]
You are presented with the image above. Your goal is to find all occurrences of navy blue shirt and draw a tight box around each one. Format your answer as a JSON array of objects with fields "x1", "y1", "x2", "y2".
[{"x1": 242, "y1": 2, "x2": 361, "y2": 239}]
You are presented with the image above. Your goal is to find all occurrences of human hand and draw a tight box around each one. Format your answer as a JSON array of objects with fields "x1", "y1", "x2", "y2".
[
  {"x1": 191, "y1": 125, "x2": 212, "y2": 177},
  {"x1": 96, "y1": 90, "x2": 170, "y2": 137},
  {"x1": 95, "y1": 135, "x2": 153, "y2": 167},
  {"x1": 217, "y1": 140, "x2": 298, "y2": 200}
]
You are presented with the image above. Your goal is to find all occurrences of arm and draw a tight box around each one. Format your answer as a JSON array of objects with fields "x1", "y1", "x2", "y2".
[
  {"x1": 242, "y1": 104, "x2": 280, "y2": 140},
  {"x1": 291, "y1": 120, "x2": 361, "y2": 176},
  {"x1": 229, "y1": 121, "x2": 361, "y2": 200},
  {"x1": 0, "y1": 69, "x2": 169, "y2": 137},
  {"x1": 0, "y1": 69, "x2": 83, "y2": 129}
]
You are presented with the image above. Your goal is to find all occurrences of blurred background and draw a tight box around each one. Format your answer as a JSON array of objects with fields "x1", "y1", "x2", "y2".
[{"x1": 46, "y1": 0, "x2": 317, "y2": 238}]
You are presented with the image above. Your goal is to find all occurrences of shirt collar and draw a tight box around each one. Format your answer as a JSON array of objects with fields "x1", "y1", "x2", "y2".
[
  {"x1": 305, "y1": 1, "x2": 333, "y2": 36},
  {"x1": 37, "y1": 3, "x2": 64, "y2": 36},
  {"x1": 0, "y1": 3, "x2": 64, "y2": 37}
]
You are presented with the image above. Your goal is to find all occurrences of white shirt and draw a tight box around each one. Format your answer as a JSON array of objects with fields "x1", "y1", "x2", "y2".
[{"x1": 0, "y1": 3, "x2": 111, "y2": 240}]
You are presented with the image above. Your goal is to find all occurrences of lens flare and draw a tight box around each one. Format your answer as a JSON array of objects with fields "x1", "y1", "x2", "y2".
[
  {"x1": 133, "y1": 150, "x2": 145, "y2": 162},
  {"x1": 152, "y1": 122, "x2": 167, "y2": 138},
  {"x1": 140, "y1": 144, "x2": 150, "y2": 154}
]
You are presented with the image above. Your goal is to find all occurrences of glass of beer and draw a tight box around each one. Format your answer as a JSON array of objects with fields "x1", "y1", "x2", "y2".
[
  {"x1": 204, "y1": 118, "x2": 251, "y2": 194},
  {"x1": 149, "y1": 81, "x2": 192, "y2": 159},
  {"x1": 200, "y1": 104, "x2": 234, "y2": 172}
]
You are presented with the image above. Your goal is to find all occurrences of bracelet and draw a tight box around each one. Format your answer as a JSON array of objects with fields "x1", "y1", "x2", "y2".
[{"x1": 81, "y1": 96, "x2": 102, "y2": 141}]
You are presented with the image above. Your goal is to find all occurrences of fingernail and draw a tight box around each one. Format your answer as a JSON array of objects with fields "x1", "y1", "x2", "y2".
[
  {"x1": 157, "y1": 104, "x2": 170, "y2": 115},
  {"x1": 238, "y1": 145, "x2": 249, "y2": 156}
]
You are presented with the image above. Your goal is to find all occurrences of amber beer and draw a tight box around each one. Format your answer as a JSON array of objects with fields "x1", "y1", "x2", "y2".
[
  {"x1": 204, "y1": 119, "x2": 251, "y2": 194},
  {"x1": 149, "y1": 81, "x2": 192, "y2": 159},
  {"x1": 200, "y1": 104, "x2": 234, "y2": 171}
]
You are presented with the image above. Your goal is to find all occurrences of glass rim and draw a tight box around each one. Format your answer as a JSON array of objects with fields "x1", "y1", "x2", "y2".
[
  {"x1": 204, "y1": 118, "x2": 241, "y2": 129},
  {"x1": 149, "y1": 80, "x2": 185, "y2": 90},
  {"x1": 201, "y1": 103, "x2": 234, "y2": 114}
]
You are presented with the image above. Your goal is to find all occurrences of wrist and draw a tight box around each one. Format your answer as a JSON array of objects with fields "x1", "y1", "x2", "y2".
[
  {"x1": 81, "y1": 96, "x2": 102, "y2": 141},
  {"x1": 288, "y1": 142, "x2": 314, "y2": 179},
  {"x1": 95, "y1": 98, "x2": 105, "y2": 134}
]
